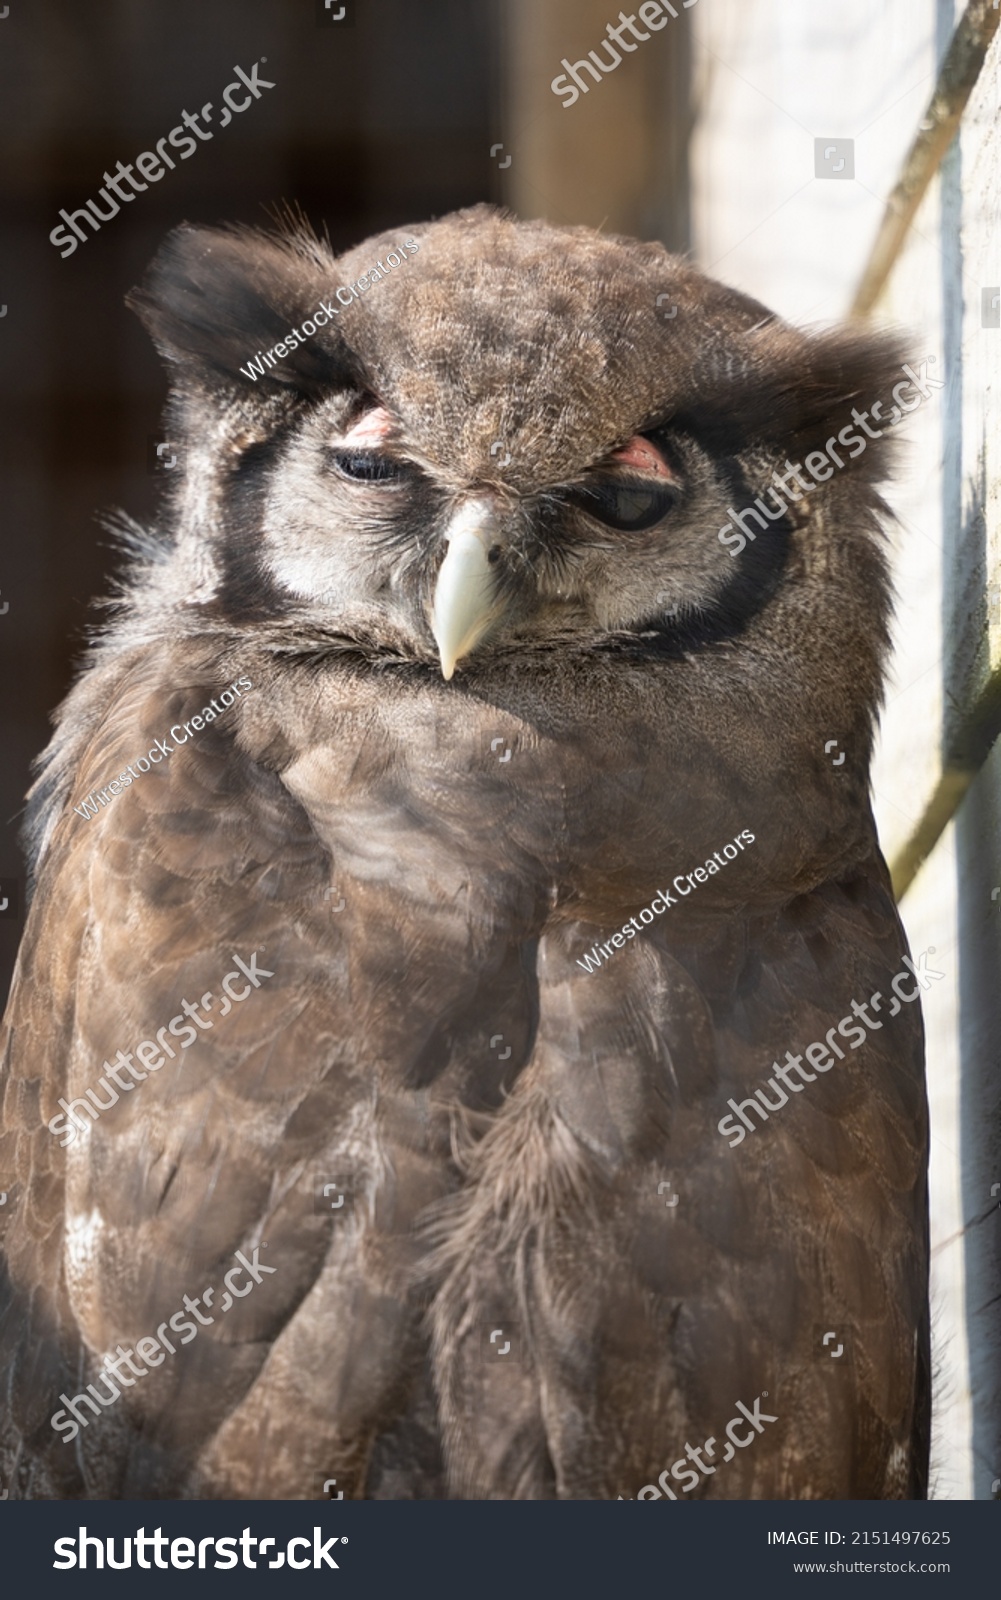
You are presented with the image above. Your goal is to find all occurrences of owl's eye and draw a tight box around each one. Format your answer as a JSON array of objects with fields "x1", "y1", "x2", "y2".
[
  {"x1": 327, "y1": 449, "x2": 409, "y2": 484},
  {"x1": 566, "y1": 475, "x2": 678, "y2": 533}
]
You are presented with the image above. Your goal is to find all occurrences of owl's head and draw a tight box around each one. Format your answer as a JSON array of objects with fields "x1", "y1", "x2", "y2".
[{"x1": 128, "y1": 205, "x2": 906, "y2": 683}]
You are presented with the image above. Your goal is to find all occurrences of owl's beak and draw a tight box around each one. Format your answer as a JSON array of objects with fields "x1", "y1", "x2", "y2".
[{"x1": 431, "y1": 501, "x2": 505, "y2": 680}]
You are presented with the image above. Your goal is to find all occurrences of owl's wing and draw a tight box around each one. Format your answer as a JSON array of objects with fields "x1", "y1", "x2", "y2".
[
  {"x1": 0, "y1": 646, "x2": 454, "y2": 1499},
  {"x1": 429, "y1": 857, "x2": 929, "y2": 1500}
]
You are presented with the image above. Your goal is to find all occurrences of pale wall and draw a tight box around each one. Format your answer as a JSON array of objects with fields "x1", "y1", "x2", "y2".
[{"x1": 688, "y1": 0, "x2": 999, "y2": 1499}]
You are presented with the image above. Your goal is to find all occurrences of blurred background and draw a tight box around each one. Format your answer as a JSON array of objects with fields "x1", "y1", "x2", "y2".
[{"x1": 0, "y1": 0, "x2": 997, "y2": 1498}]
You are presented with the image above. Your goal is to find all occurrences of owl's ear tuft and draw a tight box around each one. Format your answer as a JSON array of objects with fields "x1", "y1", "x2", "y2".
[
  {"x1": 680, "y1": 323, "x2": 916, "y2": 480},
  {"x1": 127, "y1": 223, "x2": 357, "y2": 395},
  {"x1": 766, "y1": 325, "x2": 917, "y2": 474}
]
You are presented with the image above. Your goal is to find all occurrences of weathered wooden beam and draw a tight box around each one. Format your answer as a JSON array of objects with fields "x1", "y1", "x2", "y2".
[{"x1": 851, "y1": 0, "x2": 1000, "y2": 319}]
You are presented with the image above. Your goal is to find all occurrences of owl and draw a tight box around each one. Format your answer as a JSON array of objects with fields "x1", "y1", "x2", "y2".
[{"x1": 0, "y1": 204, "x2": 928, "y2": 1500}]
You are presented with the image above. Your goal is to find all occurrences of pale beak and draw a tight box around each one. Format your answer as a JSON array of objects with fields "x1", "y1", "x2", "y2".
[{"x1": 430, "y1": 500, "x2": 505, "y2": 680}]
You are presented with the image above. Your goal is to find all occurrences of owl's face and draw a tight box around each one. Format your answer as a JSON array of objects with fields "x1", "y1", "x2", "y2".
[
  {"x1": 250, "y1": 387, "x2": 742, "y2": 679},
  {"x1": 130, "y1": 206, "x2": 904, "y2": 684}
]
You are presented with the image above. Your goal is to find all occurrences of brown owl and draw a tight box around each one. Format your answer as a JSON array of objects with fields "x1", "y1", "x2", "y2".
[{"x1": 0, "y1": 205, "x2": 928, "y2": 1500}]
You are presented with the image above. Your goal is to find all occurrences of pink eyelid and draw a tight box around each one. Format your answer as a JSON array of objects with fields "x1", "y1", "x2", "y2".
[
  {"x1": 608, "y1": 435, "x2": 675, "y2": 480},
  {"x1": 338, "y1": 405, "x2": 396, "y2": 449}
]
